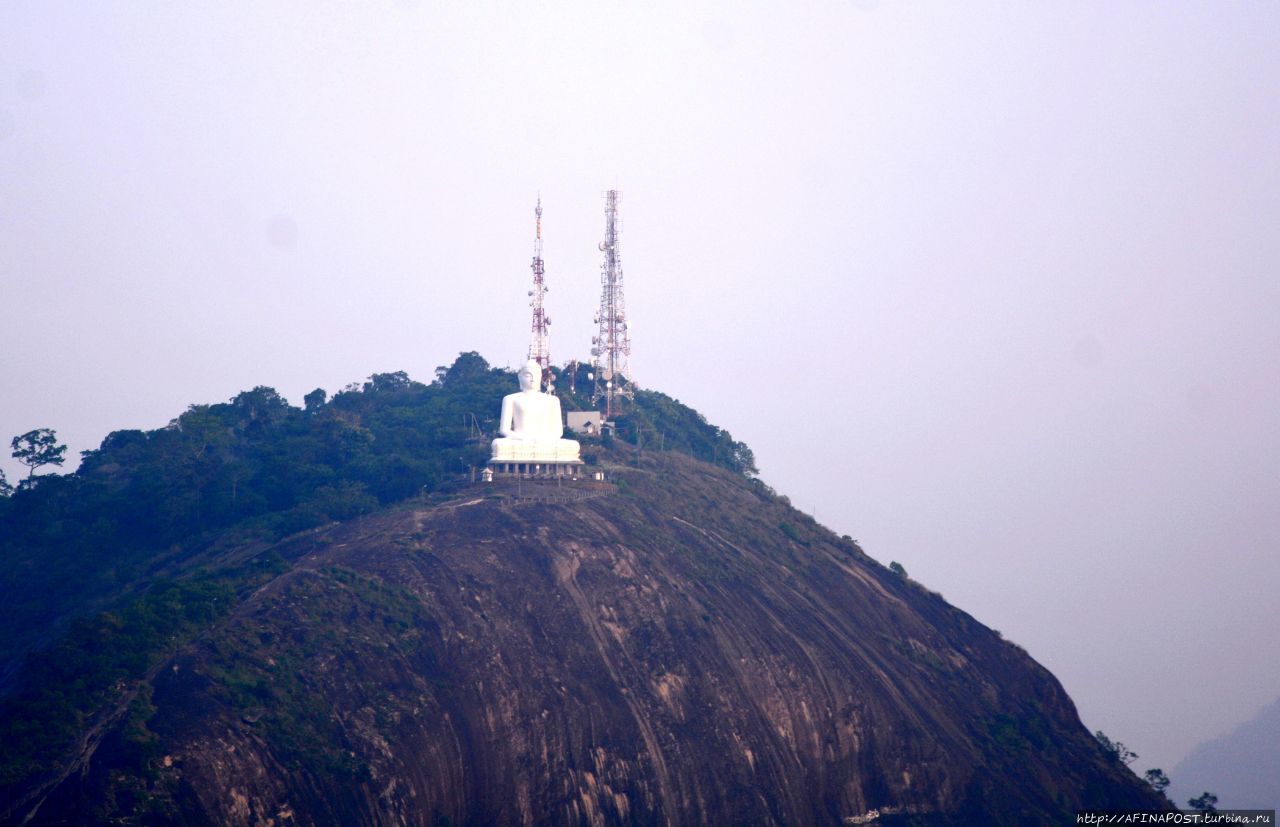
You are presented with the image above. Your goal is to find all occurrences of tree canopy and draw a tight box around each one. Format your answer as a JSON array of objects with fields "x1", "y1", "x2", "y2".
[
  {"x1": 1094, "y1": 731, "x2": 1138, "y2": 766},
  {"x1": 551, "y1": 361, "x2": 757, "y2": 478},
  {"x1": 1188, "y1": 791, "x2": 1218, "y2": 812},
  {"x1": 10, "y1": 429, "x2": 67, "y2": 480}
]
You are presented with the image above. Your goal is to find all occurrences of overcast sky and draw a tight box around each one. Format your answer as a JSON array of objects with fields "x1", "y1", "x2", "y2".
[{"x1": 2, "y1": 2, "x2": 1277, "y2": 774}]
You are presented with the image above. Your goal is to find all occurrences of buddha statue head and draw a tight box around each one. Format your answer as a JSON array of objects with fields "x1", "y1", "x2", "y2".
[{"x1": 517, "y1": 359, "x2": 541, "y2": 392}]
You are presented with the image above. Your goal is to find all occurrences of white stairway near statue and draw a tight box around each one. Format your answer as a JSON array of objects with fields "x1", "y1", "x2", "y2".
[{"x1": 489, "y1": 360, "x2": 581, "y2": 476}]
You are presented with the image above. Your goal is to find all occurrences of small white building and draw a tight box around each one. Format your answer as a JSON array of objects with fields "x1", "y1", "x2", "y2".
[{"x1": 566, "y1": 411, "x2": 604, "y2": 436}]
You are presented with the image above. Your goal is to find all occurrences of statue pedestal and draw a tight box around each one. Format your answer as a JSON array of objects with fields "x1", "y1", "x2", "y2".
[
  {"x1": 489, "y1": 440, "x2": 583, "y2": 478},
  {"x1": 487, "y1": 457, "x2": 583, "y2": 478}
]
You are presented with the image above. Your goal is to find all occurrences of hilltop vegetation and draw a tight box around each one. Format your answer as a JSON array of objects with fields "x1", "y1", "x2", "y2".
[
  {"x1": 554, "y1": 360, "x2": 756, "y2": 477},
  {"x1": 0, "y1": 353, "x2": 754, "y2": 687}
]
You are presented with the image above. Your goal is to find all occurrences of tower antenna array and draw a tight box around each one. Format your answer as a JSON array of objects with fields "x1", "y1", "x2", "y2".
[
  {"x1": 591, "y1": 190, "x2": 633, "y2": 418},
  {"x1": 527, "y1": 197, "x2": 552, "y2": 388}
]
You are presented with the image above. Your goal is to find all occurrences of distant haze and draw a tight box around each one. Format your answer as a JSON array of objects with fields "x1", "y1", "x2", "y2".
[
  {"x1": 1, "y1": 3, "x2": 1277, "y2": 774},
  {"x1": 1169, "y1": 695, "x2": 1280, "y2": 809}
]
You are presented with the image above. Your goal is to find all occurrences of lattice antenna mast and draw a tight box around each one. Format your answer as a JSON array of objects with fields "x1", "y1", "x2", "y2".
[
  {"x1": 527, "y1": 197, "x2": 552, "y2": 389},
  {"x1": 591, "y1": 190, "x2": 633, "y2": 418}
]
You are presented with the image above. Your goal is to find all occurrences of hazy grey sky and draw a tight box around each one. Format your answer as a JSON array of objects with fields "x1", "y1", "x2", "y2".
[{"x1": 2, "y1": 2, "x2": 1277, "y2": 773}]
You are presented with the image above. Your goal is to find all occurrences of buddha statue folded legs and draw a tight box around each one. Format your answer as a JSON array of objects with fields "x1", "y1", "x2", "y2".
[{"x1": 489, "y1": 437, "x2": 582, "y2": 462}]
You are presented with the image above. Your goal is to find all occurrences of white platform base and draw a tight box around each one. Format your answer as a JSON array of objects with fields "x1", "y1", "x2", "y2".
[{"x1": 487, "y1": 459, "x2": 583, "y2": 478}]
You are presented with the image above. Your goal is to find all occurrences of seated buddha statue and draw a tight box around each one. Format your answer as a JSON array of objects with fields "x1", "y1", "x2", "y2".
[{"x1": 490, "y1": 360, "x2": 581, "y2": 463}]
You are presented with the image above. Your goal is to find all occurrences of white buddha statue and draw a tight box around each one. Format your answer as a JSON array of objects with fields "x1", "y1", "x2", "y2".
[{"x1": 490, "y1": 360, "x2": 581, "y2": 463}]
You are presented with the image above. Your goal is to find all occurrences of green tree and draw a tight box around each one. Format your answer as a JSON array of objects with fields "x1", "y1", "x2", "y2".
[
  {"x1": 1094, "y1": 731, "x2": 1138, "y2": 765},
  {"x1": 889, "y1": 561, "x2": 908, "y2": 578},
  {"x1": 304, "y1": 388, "x2": 327, "y2": 411},
  {"x1": 439, "y1": 352, "x2": 490, "y2": 385},
  {"x1": 0, "y1": 467, "x2": 11, "y2": 497},
  {"x1": 363, "y1": 371, "x2": 413, "y2": 393},
  {"x1": 1187, "y1": 791, "x2": 1217, "y2": 812},
  {"x1": 1143, "y1": 768, "x2": 1170, "y2": 795},
  {"x1": 174, "y1": 406, "x2": 231, "y2": 463},
  {"x1": 11, "y1": 428, "x2": 68, "y2": 479},
  {"x1": 230, "y1": 387, "x2": 291, "y2": 435}
]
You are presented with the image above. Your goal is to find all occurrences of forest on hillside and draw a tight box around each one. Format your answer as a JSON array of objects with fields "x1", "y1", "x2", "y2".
[
  {"x1": 0, "y1": 353, "x2": 755, "y2": 796},
  {"x1": 0, "y1": 352, "x2": 755, "y2": 680}
]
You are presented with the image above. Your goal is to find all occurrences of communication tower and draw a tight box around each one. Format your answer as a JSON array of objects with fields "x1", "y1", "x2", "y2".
[
  {"x1": 590, "y1": 190, "x2": 633, "y2": 417},
  {"x1": 527, "y1": 198, "x2": 552, "y2": 388}
]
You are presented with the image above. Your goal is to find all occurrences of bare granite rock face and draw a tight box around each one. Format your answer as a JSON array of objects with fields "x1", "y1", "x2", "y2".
[{"x1": 30, "y1": 452, "x2": 1164, "y2": 824}]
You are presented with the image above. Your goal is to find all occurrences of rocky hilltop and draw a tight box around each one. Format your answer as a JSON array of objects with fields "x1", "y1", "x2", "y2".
[{"x1": 14, "y1": 447, "x2": 1162, "y2": 824}]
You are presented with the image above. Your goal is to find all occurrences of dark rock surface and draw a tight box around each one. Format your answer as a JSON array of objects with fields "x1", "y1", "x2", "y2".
[{"x1": 29, "y1": 452, "x2": 1163, "y2": 824}]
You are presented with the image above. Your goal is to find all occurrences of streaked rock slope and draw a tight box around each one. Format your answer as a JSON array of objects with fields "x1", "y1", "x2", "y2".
[{"x1": 30, "y1": 451, "x2": 1163, "y2": 825}]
